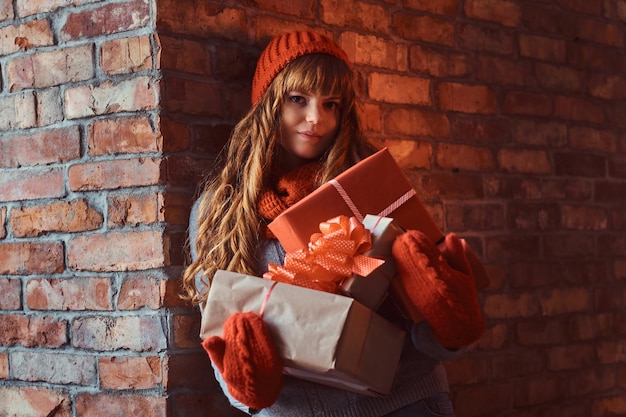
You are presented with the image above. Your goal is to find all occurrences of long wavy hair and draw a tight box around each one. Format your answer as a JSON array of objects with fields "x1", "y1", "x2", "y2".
[{"x1": 181, "y1": 53, "x2": 375, "y2": 305}]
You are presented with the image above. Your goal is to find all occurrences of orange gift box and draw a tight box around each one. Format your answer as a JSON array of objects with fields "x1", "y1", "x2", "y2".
[{"x1": 269, "y1": 148, "x2": 443, "y2": 253}]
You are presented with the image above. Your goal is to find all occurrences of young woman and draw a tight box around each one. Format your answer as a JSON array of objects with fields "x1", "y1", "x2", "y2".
[{"x1": 183, "y1": 30, "x2": 486, "y2": 417}]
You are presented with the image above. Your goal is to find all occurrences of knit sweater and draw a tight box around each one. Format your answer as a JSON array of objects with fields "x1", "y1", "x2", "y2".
[{"x1": 189, "y1": 198, "x2": 461, "y2": 417}]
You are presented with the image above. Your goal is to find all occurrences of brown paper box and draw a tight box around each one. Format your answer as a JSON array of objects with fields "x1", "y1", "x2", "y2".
[
  {"x1": 268, "y1": 148, "x2": 443, "y2": 253},
  {"x1": 200, "y1": 270, "x2": 406, "y2": 397}
]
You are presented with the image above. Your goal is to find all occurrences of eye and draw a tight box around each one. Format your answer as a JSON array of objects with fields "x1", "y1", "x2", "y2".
[
  {"x1": 324, "y1": 101, "x2": 340, "y2": 110},
  {"x1": 287, "y1": 93, "x2": 307, "y2": 105}
]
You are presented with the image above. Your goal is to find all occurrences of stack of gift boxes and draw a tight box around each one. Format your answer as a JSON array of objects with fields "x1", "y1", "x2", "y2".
[{"x1": 200, "y1": 148, "x2": 442, "y2": 397}]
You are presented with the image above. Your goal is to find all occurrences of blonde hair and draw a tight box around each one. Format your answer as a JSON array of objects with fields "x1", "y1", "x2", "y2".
[{"x1": 181, "y1": 53, "x2": 374, "y2": 305}]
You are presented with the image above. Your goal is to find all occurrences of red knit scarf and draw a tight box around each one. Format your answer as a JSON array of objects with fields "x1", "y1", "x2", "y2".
[{"x1": 258, "y1": 163, "x2": 323, "y2": 238}]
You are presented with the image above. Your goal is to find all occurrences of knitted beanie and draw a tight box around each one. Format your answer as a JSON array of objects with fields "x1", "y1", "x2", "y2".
[
  {"x1": 251, "y1": 31, "x2": 351, "y2": 105},
  {"x1": 202, "y1": 312, "x2": 283, "y2": 410},
  {"x1": 392, "y1": 231, "x2": 485, "y2": 349}
]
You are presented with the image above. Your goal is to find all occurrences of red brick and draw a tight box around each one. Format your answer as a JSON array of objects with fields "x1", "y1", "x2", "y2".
[
  {"x1": 503, "y1": 91, "x2": 552, "y2": 116},
  {"x1": 6, "y1": 45, "x2": 94, "y2": 91},
  {"x1": 464, "y1": 0, "x2": 521, "y2": 27},
  {"x1": 99, "y1": 356, "x2": 162, "y2": 389},
  {"x1": 404, "y1": 0, "x2": 458, "y2": 15},
  {"x1": 514, "y1": 376, "x2": 566, "y2": 406},
  {"x1": 613, "y1": 208, "x2": 626, "y2": 229},
  {"x1": 320, "y1": 0, "x2": 388, "y2": 33},
  {"x1": 17, "y1": 0, "x2": 82, "y2": 16},
  {"x1": 492, "y1": 351, "x2": 545, "y2": 379},
  {"x1": 341, "y1": 32, "x2": 406, "y2": 70},
  {"x1": 485, "y1": 234, "x2": 541, "y2": 261},
  {"x1": 544, "y1": 234, "x2": 596, "y2": 258},
  {"x1": 0, "y1": 387, "x2": 71, "y2": 417},
  {"x1": 445, "y1": 203, "x2": 505, "y2": 232},
  {"x1": 162, "y1": 192, "x2": 192, "y2": 226},
  {"x1": 598, "y1": 235, "x2": 626, "y2": 258},
  {"x1": 0, "y1": 314, "x2": 67, "y2": 347},
  {"x1": 0, "y1": 242, "x2": 64, "y2": 275},
  {"x1": 369, "y1": 73, "x2": 430, "y2": 105},
  {"x1": 0, "y1": 278, "x2": 22, "y2": 310},
  {"x1": 75, "y1": 393, "x2": 166, "y2": 417},
  {"x1": 0, "y1": 352, "x2": 7, "y2": 379},
  {"x1": 409, "y1": 45, "x2": 468, "y2": 77},
  {"x1": 0, "y1": 19, "x2": 53, "y2": 56},
  {"x1": 164, "y1": 353, "x2": 214, "y2": 390},
  {"x1": 36, "y1": 87, "x2": 64, "y2": 127},
  {"x1": 555, "y1": 95, "x2": 606, "y2": 124},
  {"x1": 385, "y1": 108, "x2": 449, "y2": 137},
  {"x1": 608, "y1": 154, "x2": 626, "y2": 178},
  {"x1": 60, "y1": 0, "x2": 151, "y2": 41},
  {"x1": 554, "y1": 152, "x2": 606, "y2": 177},
  {"x1": 596, "y1": 340, "x2": 626, "y2": 364},
  {"x1": 445, "y1": 356, "x2": 488, "y2": 385},
  {"x1": 517, "y1": 319, "x2": 565, "y2": 346},
  {"x1": 508, "y1": 261, "x2": 562, "y2": 288},
  {"x1": 482, "y1": 293, "x2": 540, "y2": 319},
  {"x1": 161, "y1": 116, "x2": 191, "y2": 152},
  {"x1": 26, "y1": 277, "x2": 112, "y2": 311},
  {"x1": 11, "y1": 199, "x2": 103, "y2": 237},
  {"x1": 88, "y1": 116, "x2": 161, "y2": 156},
  {"x1": 565, "y1": 314, "x2": 613, "y2": 341},
  {"x1": 589, "y1": 74, "x2": 626, "y2": 99},
  {"x1": 450, "y1": 116, "x2": 511, "y2": 145},
  {"x1": 595, "y1": 181, "x2": 626, "y2": 204},
  {"x1": 118, "y1": 274, "x2": 164, "y2": 310},
  {"x1": 457, "y1": 23, "x2": 515, "y2": 54},
  {"x1": 0, "y1": 91, "x2": 37, "y2": 130},
  {"x1": 0, "y1": 1, "x2": 13, "y2": 19},
  {"x1": 567, "y1": 42, "x2": 623, "y2": 72},
  {"x1": 418, "y1": 172, "x2": 484, "y2": 200},
  {"x1": 437, "y1": 82, "x2": 497, "y2": 114},
  {"x1": 392, "y1": 13, "x2": 455, "y2": 46},
  {"x1": 512, "y1": 120, "x2": 568, "y2": 147},
  {"x1": 173, "y1": 314, "x2": 201, "y2": 349},
  {"x1": 568, "y1": 367, "x2": 617, "y2": 397},
  {"x1": 159, "y1": 35, "x2": 212, "y2": 75},
  {"x1": 562, "y1": 205, "x2": 608, "y2": 230},
  {"x1": 100, "y1": 35, "x2": 153, "y2": 75},
  {"x1": 570, "y1": 127, "x2": 617, "y2": 152},
  {"x1": 436, "y1": 143, "x2": 495, "y2": 172},
  {"x1": 562, "y1": 261, "x2": 611, "y2": 285},
  {"x1": 68, "y1": 158, "x2": 163, "y2": 192},
  {"x1": 0, "y1": 207, "x2": 5, "y2": 239},
  {"x1": 157, "y1": 1, "x2": 246, "y2": 39},
  {"x1": 0, "y1": 127, "x2": 81, "y2": 168},
  {"x1": 576, "y1": 17, "x2": 624, "y2": 47},
  {"x1": 475, "y1": 323, "x2": 508, "y2": 350},
  {"x1": 452, "y1": 383, "x2": 512, "y2": 416},
  {"x1": 595, "y1": 285, "x2": 625, "y2": 311},
  {"x1": 498, "y1": 149, "x2": 551, "y2": 174},
  {"x1": 541, "y1": 286, "x2": 592, "y2": 315},
  {"x1": 68, "y1": 230, "x2": 168, "y2": 272},
  {"x1": 11, "y1": 351, "x2": 96, "y2": 385},
  {"x1": 476, "y1": 55, "x2": 536, "y2": 87},
  {"x1": 522, "y1": 3, "x2": 578, "y2": 37},
  {"x1": 534, "y1": 62, "x2": 583, "y2": 92},
  {"x1": 72, "y1": 316, "x2": 167, "y2": 351},
  {"x1": 555, "y1": 0, "x2": 602, "y2": 14},
  {"x1": 64, "y1": 76, "x2": 158, "y2": 119},
  {"x1": 519, "y1": 34, "x2": 567, "y2": 62},
  {"x1": 108, "y1": 193, "x2": 161, "y2": 228},
  {"x1": 162, "y1": 77, "x2": 224, "y2": 117}
]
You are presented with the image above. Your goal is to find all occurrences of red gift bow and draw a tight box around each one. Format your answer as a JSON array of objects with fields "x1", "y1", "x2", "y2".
[{"x1": 264, "y1": 215, "x2": 385, "y2": 293}]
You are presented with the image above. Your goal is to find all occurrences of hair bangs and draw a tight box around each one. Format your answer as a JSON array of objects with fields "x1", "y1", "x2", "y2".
[{"x1": 281, "y1": 54, "x2": 354, "y2": 99}]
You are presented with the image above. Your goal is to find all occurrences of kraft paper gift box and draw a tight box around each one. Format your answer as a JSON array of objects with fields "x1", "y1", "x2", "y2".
[
  {"x1": 200, "y1": 270, "x2": 406, "y2": 397},
  {"x1": 268, "y1": 148, "x2": 443, "y2": 253}
]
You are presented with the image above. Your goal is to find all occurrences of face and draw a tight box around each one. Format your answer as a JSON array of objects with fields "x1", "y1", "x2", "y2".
[{"x1": 279, "y1": 91, "x2": 340, "y2": 169}]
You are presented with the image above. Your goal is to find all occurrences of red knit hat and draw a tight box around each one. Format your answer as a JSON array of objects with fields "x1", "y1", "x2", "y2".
[
  {"x1": 251, "y1": 31, "x2": 351, "y2": 105},
  {"x1": 202, "y1": 311, "x2": 283, "y2": 410}
]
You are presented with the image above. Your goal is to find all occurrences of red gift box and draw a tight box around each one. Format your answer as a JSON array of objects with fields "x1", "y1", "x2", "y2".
[{"x1": 269, "y1": 148, "x2": 443, "y2": 252}]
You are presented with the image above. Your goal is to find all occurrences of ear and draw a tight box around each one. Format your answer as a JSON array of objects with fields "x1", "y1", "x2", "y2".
[{"x1": 202, "y1": 336, "x2": 226, "y2": 373}]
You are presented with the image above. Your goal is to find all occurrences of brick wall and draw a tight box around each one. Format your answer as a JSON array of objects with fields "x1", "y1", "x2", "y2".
[{"x1": 1, "y1": 0, "x2": 625, "y2": 416}]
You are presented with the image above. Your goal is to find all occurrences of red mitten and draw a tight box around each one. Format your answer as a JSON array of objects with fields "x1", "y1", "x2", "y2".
[
  {"x1": 392, "y1": 231, "x2": 485, "y2": 349},
  {"x1": 439, "y1": 234, "x2": 490, "y2": 291},
  {"x1": 202, "y1": 312, "x2": 283, "y2": 410}
]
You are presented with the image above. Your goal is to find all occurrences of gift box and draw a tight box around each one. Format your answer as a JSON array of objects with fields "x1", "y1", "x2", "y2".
[
  {"x1": 339, "y1": 215, "x2": 400, "y2": 310},
  {"x1": 268, "y1": 148, "x2": 443, "y2": 253},
  {"x1": 200, "y1": 270, "x2": 406, "y2": 397}
]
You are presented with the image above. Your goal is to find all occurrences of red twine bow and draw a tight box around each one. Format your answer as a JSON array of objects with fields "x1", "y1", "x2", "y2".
[{"x1": 263, "y1": 215, "x2": 385, "y2": 294}]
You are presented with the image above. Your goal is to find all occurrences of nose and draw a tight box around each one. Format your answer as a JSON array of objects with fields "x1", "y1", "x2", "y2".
[{"x1": 305, "y1": 102, "x2": 322, "y2": 125}]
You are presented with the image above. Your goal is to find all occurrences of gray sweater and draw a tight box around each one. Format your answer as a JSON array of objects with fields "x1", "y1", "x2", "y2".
[{"x1": 189, "y1": 199, "x2": 460, "y2": 417}]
